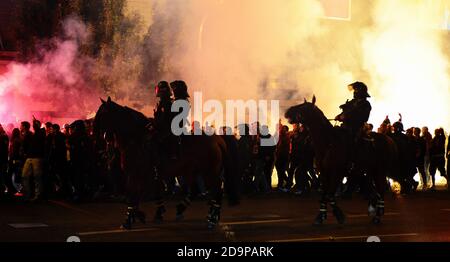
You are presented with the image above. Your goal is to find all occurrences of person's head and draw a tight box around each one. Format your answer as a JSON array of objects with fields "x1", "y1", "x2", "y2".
[
  {"x1": 434, "y1": 128, "x2": 440, "y2": 137},
  {"x1": 170, "y1": 80, "x2": 190, "y2": 100},
  {"x1": 281, "y1": 125, "x2": 289, "y2": 135},
  {"x1": 260, "y1": 125, "x2": 270, "y2": 136},
  {"x1": 155, "y1": 81, "x2": 172, "y2": 99},
  {"x1": 52, "y1": 124, "x2": 60, "y2": 133},
  {"x1": 32, "y1": 119, "x2": 41, "y2": 131},
  {"x1": 222, "y1": 126, "x2": 233, "y2": 136},
  {"x1": 6, "y1": 123, "x2": 14, "y2": 133},
  {"x1": 192, "y1": 121, "x2": 201, "y2": 130},
  {"x1": 393, "y1": 121, "x2": 404, "y2": 133},
  {"x1": 422, "y1": 126, "x2": 429, "y2": 135},
  {"x1": 367, "y1": 123, "x2": 374, "y2": 132},
  {"x1": 20, "y1": 121, "x2": 30, "y2": 133},
  {"x1": 45, "y1": 122, "x2": 53, "y2": 134},
  {"x1": 348, "y1": 81, "x2": 370, "y2": 99},
  {"x1": 12, "y1": 128, "x2": 20, "y2": 139},
  {"x1": 413, "y1": 127, "x2": 421, "y2": 137},
  {"x1": 406, "y1": 128, "x2": 413, "y2": 137},
  {"x1": 237, "y1": 124, "x2": 250, "y2": 136}
]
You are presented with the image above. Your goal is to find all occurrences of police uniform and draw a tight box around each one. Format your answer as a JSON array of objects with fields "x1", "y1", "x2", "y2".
[{"x1": 335, "y1": 82, "x2": 372, "y2": 138}]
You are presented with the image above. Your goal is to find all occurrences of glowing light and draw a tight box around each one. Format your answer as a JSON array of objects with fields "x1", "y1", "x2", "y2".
[{"x1": 363, "y1": 0, "x2": 450, "y2": 131}]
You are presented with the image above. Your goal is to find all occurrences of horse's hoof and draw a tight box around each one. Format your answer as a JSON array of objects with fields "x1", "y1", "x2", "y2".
[
  {"x1": 372, "y1": 216, "x2": 381, "y2": 225},
  {"x1": 333, "y1": 208, "x2": 346, "y2": 225},
  {"x1": 121, "y1": 223, "x2": 132, "y2": 230},
  {"x1": 136, "y1": 211, "x2": 147, "y2": 224},
  {"x1": 368, "y1": 205, "x2": 376, "y2": 217},
  {"x1": 313, "y1": 214, "x2": 327, "y2": 226},
  {"x1": 208, "y1": 222, "x2": 217, "y2": 230},
  {"x1": 176, "y1": 214, "x2": 184, "y2": 222}
]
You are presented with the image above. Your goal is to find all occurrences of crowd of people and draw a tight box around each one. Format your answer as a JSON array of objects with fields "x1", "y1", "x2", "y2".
[
  {"x1": 0, "y1": 114, "x2": 448, "y2": 203},
  {"x1": 0, "y1": 81, "x2": 448, "y2": 203}
]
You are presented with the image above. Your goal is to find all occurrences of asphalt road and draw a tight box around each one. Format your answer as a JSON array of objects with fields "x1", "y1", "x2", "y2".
[{"x1": 1, "y1": 191, "x2": 450, "y2": 242}]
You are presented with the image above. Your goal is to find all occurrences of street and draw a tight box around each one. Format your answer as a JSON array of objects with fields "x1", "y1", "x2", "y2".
[{"x1": 1, "y1": 190, "x2": 450, "y2": 242}]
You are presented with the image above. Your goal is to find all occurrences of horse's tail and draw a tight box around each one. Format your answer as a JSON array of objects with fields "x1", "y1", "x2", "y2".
[{"x1": 219, "y1": 136, "x2": 241, "y2": 206}]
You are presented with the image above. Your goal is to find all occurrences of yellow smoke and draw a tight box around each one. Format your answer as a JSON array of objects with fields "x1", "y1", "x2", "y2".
[
  {"x1": 127, "y1": 0, "x2": 449, "y2": 131},
  {"x1": 363, "y1": 0, "x2": 450, "y2": 131}
]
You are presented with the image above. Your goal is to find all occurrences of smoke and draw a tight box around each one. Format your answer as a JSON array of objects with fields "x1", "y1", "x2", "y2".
[
  {"x1": 1, "y1": 0, "x2": 449, "y2": 131},
  {"x1": 0, "y1": 16, "x2": 100, "y2": 125},
  {"x1": 142, "y1": 0, "x2": 449, "y2": 130},
  {"x1": 362, "y1": 0, "x2": 450, "y2": 130},
  {"x1": 140, "y1": 0, "x2": 353, "y2": 127}
]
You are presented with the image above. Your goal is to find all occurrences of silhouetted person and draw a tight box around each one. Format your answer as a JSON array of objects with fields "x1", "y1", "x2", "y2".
[
  {"x1": 429, "y1": 128, "x2": 446, "y2": 190},
  {"x1": 0, "y1": 124, "x2": 10, "y2": 197},
  {"x1": 275, "y1": 125, "x2": 290, "y2": 191},
  {"x1": 8, "y1": 128, "x2": 23, "y2": 195},
  {"x1": 413, "y1": 127, "x2": 428, "y2": 190},
  {"x1": 22, "y1": 120, "x2": 46, "y2": 201}
]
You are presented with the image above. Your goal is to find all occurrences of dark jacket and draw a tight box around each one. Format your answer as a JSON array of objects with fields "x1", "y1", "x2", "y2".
[
  {"x1": 0, "y1": 132, "x2": 8, "y2": 164},
  {"x1": 338, "y1": 98, "x2": 372, "y2": 132},
  {"x1": 430, "y1": 134, "x2": 446, "y2": 159},
  {"x1": 26, "y1": 128, "x2": 46, "y2": 158}
]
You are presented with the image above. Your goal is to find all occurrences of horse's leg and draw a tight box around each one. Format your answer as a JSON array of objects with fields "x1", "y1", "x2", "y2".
[
  {"x1": 122, "y1": 164, "x2": 146, "y2": 230},
  {"x1": 313, "y1": 194, "x2": 328, "y2": 225},
  {"x1": 206, "y1": 172, "x2": 223, "y2": 229},
  {"x1": 329, "y1": 169, "x2": 346, "y2": 225},
  {"x1": 207, "y1": 189, "x2": 223, "y2": 229},
  {"x1": 176, "y1": 192, "x2": 192, "y2": 221},
  {"x1": 329, "y1": 195, "x2": 346, "y2": 225},
  {"x1": 173, "y1": 165, "x2": 196, "y2": 222},
  {"x1": 314, "y1": 172, "x2": 328, "y2": 225},
  {"x1": 372, "y1": 171, "x2": 386, "y2": 225},
  {"x1": 153, "y1": 175, "x2": 167, "y2": 223}
]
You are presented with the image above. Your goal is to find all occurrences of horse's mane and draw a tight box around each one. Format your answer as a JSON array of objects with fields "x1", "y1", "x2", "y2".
[
  {"x1": 311, "y1": 105, "x2": 334, "y2": 131},
  {"x1": 122, "y1": 105, "x2": 151, "y2": 127}
]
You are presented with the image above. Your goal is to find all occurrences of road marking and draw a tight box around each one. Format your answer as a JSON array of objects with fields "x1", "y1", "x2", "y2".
[
  {"x1": 221, "y1": 219, "x2": 293, "y2": 226},
  {"x1": 347, "y1": 212, "x2": 400, "y2": 218},
  {"x1": 78, "y1": 227, "x2": 158, "y2": 236},
  {"x1": 9, "y1": 223, "x2": 49, "y2": 229},
  {"x1": 49, "y1": 200, "x2": 100, "y2": 218},
  {"x1": 221, "y1": 212, "x2": 400, "y2": 226},
  {"x1": 270, "y1": 233, "x2": 419, "y2": 242}
]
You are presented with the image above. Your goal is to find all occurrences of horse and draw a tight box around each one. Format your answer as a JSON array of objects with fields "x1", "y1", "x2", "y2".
[
  {"x1": 93, "y1": 97, "x2": 240, "y2": 230},
  {"x1": 285, "y1": 96, "x2": 398, "y2": 225}
]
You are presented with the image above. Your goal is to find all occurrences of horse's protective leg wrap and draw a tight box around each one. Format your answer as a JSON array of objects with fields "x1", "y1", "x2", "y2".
[
  {"x1": 376, "y1": 199, "x2": 385, "y2": 216},
  {"x1": 329, "y1": 197, "x2": 346, "y2": 225},
  {"x1": 154, "y1": 200, "x2": 166, "y2": 222},
  {"x1": 176, "y1": 194, "x2": 192, "y2": 220},
  {"x1": 121, "y1": 206, "x2": 136, "y2": 230},
  {"x1": 314, "y1": 199, "x2": 328, "y2": 225},
  {"x1": 207, "y1": 200, "x2": 222, "y2": 229}
]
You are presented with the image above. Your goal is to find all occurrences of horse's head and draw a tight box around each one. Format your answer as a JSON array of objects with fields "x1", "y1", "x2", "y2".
[
  {"x1": 285, "y1": 96, "x2": 318, "y2": 125},
  {"x1": 94, "y1": 97, "x2": 123, "y2": 139}
]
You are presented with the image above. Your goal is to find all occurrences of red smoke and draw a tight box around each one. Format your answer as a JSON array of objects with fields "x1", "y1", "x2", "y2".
[{"x1": 0, "y1": 17, "x2": 100, "y2": 126}]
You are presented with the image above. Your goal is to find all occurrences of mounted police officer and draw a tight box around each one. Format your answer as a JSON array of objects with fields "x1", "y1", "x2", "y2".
[
  {"x1": 154, "y1": 81, "x2": 173, "y2": 134},
  {"x1": 335, "y1": 81, "x2": 372, "y2": 139},
  {"x1": 169, "y1": 80, "x2": 191, "y2": 159},
  {"x1": 335, "y1": 81, "x2": 372, "y2": 173}
]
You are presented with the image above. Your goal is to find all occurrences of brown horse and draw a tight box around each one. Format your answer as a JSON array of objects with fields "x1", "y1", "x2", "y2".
[
  {"x1": 285, "y1": 96, "x2": 398, "y2": 225},
  {"x1": 94, "y1": 98, "x2": 239, "y2": 230}
]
